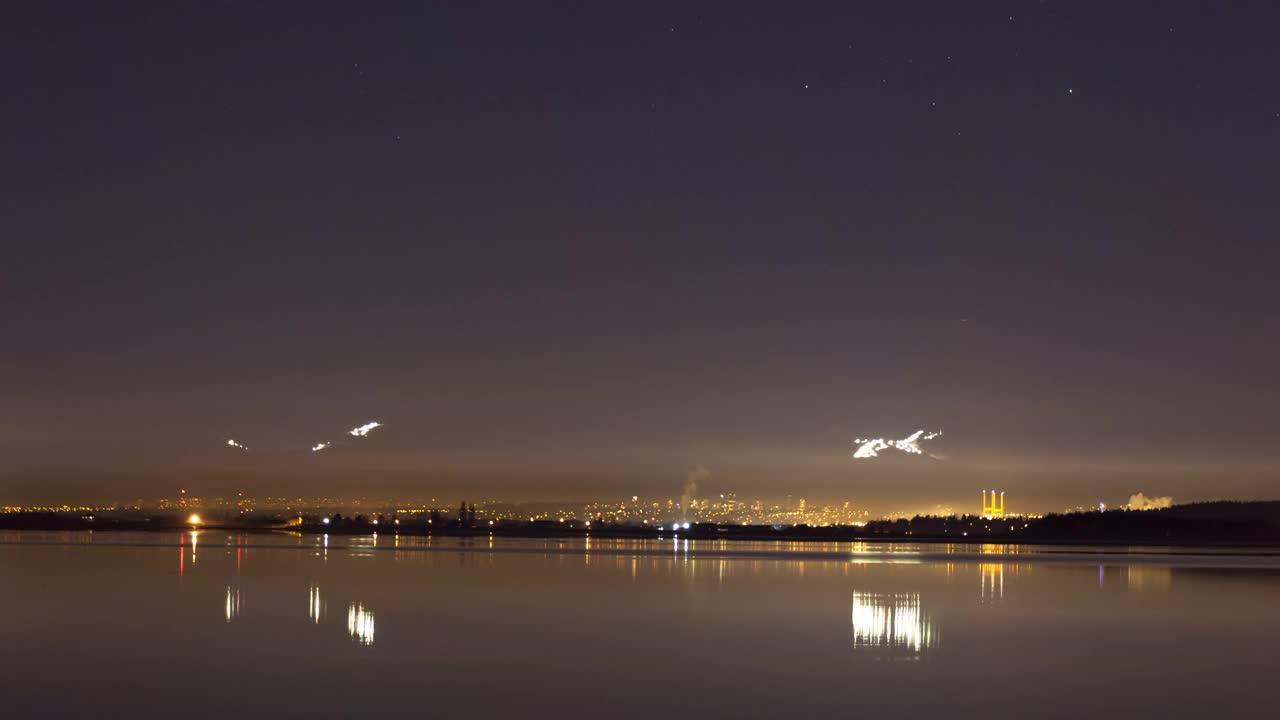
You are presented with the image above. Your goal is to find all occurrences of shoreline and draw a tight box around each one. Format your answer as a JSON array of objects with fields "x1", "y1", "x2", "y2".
[{"x1": 3, "y1": 517, "x2": 1280, "y2": 551}]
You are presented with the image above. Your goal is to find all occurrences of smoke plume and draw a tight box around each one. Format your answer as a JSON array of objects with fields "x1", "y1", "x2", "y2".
[
  {"x1": 682, "y1": 465, "x2": 710, "y2": 518},
  {"x1": 1127, "y1": 492, "x2": 1174, "y2": 511}
]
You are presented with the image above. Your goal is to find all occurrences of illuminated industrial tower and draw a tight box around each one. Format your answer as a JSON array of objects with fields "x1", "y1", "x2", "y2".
[{"x1": 982, "y1": 490, "x2": 1005, "y2": 520}]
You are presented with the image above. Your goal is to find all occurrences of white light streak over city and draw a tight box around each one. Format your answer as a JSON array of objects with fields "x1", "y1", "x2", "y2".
[
  {"x1": 348, "y1": 422, "x2": 382, "y2": 438},
  {"x1": 853, "y1": 430, "x2": 942, "y2": 459}
]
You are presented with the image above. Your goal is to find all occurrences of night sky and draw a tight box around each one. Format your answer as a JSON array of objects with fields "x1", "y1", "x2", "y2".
[{"x1": 4, "y1": 2, "x2": 1278, "y2": 511}]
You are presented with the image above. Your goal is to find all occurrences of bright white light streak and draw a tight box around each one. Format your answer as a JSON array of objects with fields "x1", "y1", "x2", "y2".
[
  {"x1": 311, "y1": 442, "x2": 330, "y2": 452},
  {"x1": 347, "y1": 602, "x2": 375, "y2": 645},
  {"x1": 309, "y1": 585, "x2": 323, "y2": 624},
  {"x1": 348, "y1": 421, "x2": 382, "y2": 437},
  {"x1": 853, "y1": 430, "x2": 941, "y2": 459},
  {"x1": 226, "y1": 439, "x2": 249, "y2": 451},
  {"x1": 851, "y1": 592, "x2": 936, "y2": 653},
  {"x1": 225, "y1": 586, "x2": 241, "y2": 622}
]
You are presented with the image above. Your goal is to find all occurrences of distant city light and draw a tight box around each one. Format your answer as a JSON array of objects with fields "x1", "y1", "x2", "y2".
[
  {"x1": 187, "y1": 514, "x2": 202, "y2": 526},
  {"x1": 322, "y1": 517, "x2": 331, "y2": 525}
]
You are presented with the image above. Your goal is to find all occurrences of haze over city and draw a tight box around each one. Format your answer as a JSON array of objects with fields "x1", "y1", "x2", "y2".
[{"x1": 4, "y1": 2, "x2": 1277, "y2": 514}]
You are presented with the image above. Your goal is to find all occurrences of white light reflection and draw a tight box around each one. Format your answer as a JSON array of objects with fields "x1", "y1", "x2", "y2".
[
  {"x1": 851, "y1": 592, "x2": 937, "y2": 656},
  {"x1": 347, "y1": 602, "x2": 375, "y2": 645},
  {"x1": 225, "y1": 586, "x2": 242, "y2": 622},
  {"x1": 308, "y1": 585, "x2": 324, "y2": 624}
]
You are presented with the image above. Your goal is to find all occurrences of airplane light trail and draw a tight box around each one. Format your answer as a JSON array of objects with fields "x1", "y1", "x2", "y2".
[
  {"x1": 312, "y1": 420, "x2": 380, "y2": 453},
  {"x1": 223, "y1": 421, "x2": 381, "y2": 454},
  {"x1": 348, "y1": 422, "x2": 382, "y2": 437},
  {"x1": 853, "y1": 430, "x2": 941, "y2": 459}
]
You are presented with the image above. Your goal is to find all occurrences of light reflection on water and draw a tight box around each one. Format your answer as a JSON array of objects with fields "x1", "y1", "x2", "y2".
[
  {"x1": 308, "y1": 584, "x2": 324, "y2": 624},
  {"x1": 1127, "y1": 565, "x2": 1173, "y2": 592},
  {"x1": 347, "y1": 602, "x2": 375, "y2": 645},
  {"x1": 850, "y1": 592, "x2": 937, "y2": 656},
  {"x1": 1, "y1": 531, "x2": 1277, "y2": 718},
  {"x1": 224, "y1": 586, "x2": 241, "y2": 622},
  {"x1": 980, "y1": 562, "x2": 1003, "y2": 601}
]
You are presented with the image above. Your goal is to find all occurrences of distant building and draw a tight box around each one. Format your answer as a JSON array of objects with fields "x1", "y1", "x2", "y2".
[{"x1": 982, "y1": 490, "x2": 1005, "y2": 520}]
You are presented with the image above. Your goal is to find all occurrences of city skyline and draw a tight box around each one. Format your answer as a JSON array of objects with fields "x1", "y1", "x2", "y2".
[{"x1": 0, "y1": 485, "x2": 1181, "y2": 522}]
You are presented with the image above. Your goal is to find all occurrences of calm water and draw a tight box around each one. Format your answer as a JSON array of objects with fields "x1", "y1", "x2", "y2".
[{"x1": 2, "y1": 531, "x2": 1278, "y2": 718}]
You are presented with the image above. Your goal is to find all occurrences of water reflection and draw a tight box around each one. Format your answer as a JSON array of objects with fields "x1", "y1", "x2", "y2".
[
  {"x1": 224, "y1": 586, "x2": 241, "y2": 622},
  {"x1": 1, "y1": 531, "x2": 1278, "y2": 717},
  {"x1": 309, "y1": 585, "x2": 325, "y2": 624},
  {"x1": 347, "y1": 602, "x2": 375, "y2": 645},
  {"x1": 980, "y1": 563, "x2": 1003, "y2": 601},
  {"x1": 851, "y1": 591, "x2": 937, "y2": 657},
  {"x1": 1128, "y1": 566, "x2": 1173, "y2": 592}
]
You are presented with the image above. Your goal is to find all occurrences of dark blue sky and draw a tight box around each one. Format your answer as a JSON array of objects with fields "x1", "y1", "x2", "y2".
[{"x1": 3, "y1": 2, "x2": 1278, "y2": 510}]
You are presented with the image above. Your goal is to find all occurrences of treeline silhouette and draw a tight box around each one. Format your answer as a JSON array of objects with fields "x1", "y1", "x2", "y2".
[{"x1": 1020, "y1": 501, "x2": 1280, "y2": 544}]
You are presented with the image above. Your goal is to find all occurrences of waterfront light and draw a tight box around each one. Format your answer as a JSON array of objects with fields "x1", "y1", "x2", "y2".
[{"x1": 188, "y1": 514, "x2": 202, "y2": 526}]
